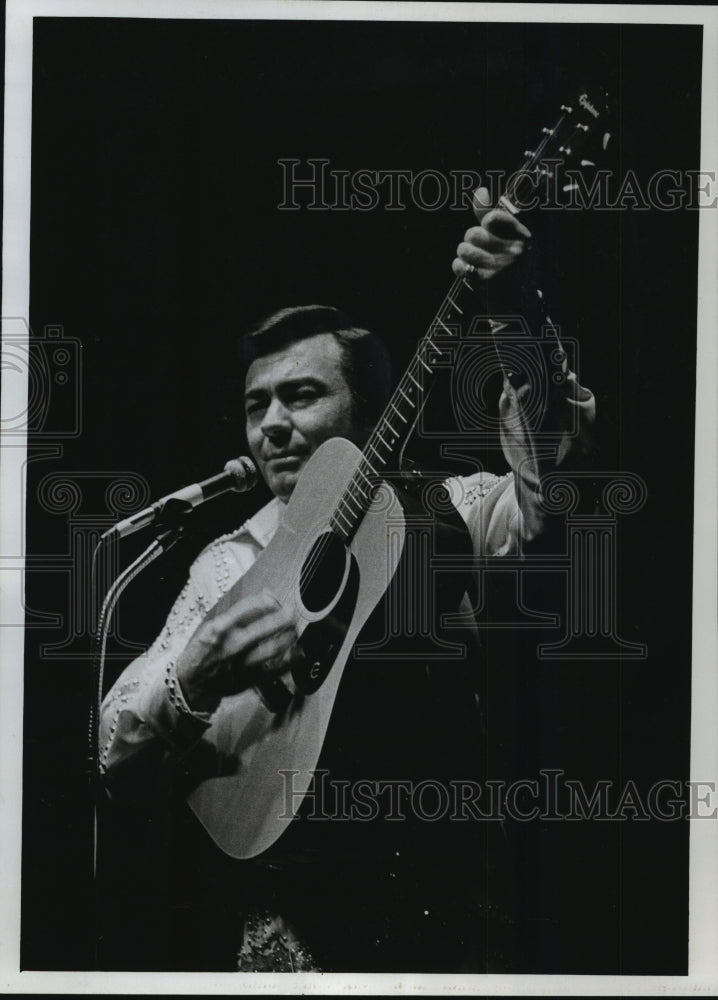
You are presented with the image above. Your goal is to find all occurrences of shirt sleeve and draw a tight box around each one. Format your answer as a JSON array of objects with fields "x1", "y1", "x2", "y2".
[
  {"x1": 447, "y1": 346, "x2": 596, "y2": 556},
  {"x1": 98, "y1": 553, "x2": 217, "y2": 781}
]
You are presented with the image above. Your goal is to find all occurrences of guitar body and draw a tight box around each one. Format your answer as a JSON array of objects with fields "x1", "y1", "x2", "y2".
[{"x1": 186, "y1": 437, "x2": 406, "y2": 860}]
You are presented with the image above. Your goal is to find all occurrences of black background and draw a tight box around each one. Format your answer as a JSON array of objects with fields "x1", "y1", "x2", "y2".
[{"x1": 22, "y1": 17, "x2": 700, "y2": 973}]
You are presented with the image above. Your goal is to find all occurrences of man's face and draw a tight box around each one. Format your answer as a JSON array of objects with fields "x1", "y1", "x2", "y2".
[{"x1": 244, "y1": 333, "x2": 361, "y2": 502}]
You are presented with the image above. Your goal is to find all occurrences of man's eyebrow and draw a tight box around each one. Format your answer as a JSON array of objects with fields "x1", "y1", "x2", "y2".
[{"x1": 244, "y1": 376, "x2": 326, "y2": 400}]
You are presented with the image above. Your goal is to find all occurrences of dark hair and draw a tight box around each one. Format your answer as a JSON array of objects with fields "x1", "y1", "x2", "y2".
[{"x1": 238, "y1": 305, "x2": 392, "y2": 432}]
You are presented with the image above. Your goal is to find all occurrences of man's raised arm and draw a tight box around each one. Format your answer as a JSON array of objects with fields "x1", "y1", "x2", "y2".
[{"x1": 447, "y1": 188, "x2": 596, "y2": 555}]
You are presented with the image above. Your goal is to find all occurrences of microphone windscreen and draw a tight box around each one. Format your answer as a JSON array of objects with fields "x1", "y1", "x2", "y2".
[{"x1": 224, "y1": 456, "x2": 258, "y2": 492}]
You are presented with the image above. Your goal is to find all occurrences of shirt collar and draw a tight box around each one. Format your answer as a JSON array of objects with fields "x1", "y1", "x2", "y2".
[{"x1": 242, "y1": 496, "x2": 284, "y2": 548}]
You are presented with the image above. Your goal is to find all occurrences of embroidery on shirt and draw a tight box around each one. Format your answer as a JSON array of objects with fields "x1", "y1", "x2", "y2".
[
  {"x1": 238, "y1": 910, "x2": 321, "y2": 972},
  {"x1": 461, "y1": 472, "x2": 512, "y2": 506},
  {"x1": 210, "y1": 537, "x2": 235, "y2": 594},
  {"x1": 215, "y1": 524, "x2": 247, "y2": 545},
  {"x1": 103, "y1": 676, "x2": 140, "y2": 707}
]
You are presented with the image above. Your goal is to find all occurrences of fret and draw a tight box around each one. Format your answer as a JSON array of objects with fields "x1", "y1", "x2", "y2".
[
  {"x1": 331, "y1": 89, "x2": 608, "y2": 552},
  {"x1": 333, "y1": 506, "x2": 353, "y2": 533},
  {"x1": 424, "y1": 337, "x2": 443, "y2": 356},
  {"x1": 366, "y1": 443, "x2": 385, "y2": 465},
  {"x1": 354, "y1": 470, "x2": 373, "y2": 494},
  {"x1": 375, "y1": 428, "x2": 391, "y2": 450},
  {"x1": 330, "y1": 511, "x2": 350, "y2": 537},
  {"x1": 359, "y1": 460, "x2": 377, "y2": 479},
  {"x1": 342, "y1": 490, "x2": 363, "y2": 515},
  {"x1": 383, "y1": 417, "x2": 398, "y2": 436},
  {"x1": 390, "y1": 401, "x2": 407, "y2": 422}
]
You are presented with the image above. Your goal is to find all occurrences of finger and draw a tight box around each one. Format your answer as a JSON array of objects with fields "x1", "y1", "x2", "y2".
[
  {"x1": 452, "y1": 255, "x2": 496, "y2": 279},
  {"x1": 222, "y1": 624, "x2": 297, "y2": 688},
  {"x1": 458, "y1": 237, "x2": 524, "y2": 270},
  {"x1": 457, "y1": 241, "x2": 495, "y2": 273},
  {"x1": 213, "y1": 590, "x2": 287, "y2": 637},
  {"x1": 221, "y1": 636, "x2": 296, "y2": 695},
  {"x1": 452, "y1": 257, "x2": 471, "y2": 278},
  {"x1": 452, "y1": 257, "x2": 498, "y2": 281},
  {"x1": 472, "y1": 186, "x2": 492, "y2": 223},
  {"x1": 481, "y1": 208, "x2": 532, "y2": 241},
  {"x1": 461, "y1": 227, "x2": 525, "y2": 255},
  {"x1": 254, "y1": 643, "x2": 305, "y2": 682},
  {"x1": 195, "y1": 603, "x2": 295, "y2": 677},
  {"x1": 462, "y1": 225, "x2": 505, "y2": 253},
  {"x1": 242, "y1": 631, "x2": 299, "y2": 675},
  {"x1": 241, "y1": 609, "x2": 296, "y2": 647},
  {"x1": 227, "y1": 608, "x2": 296, "y2": 655}
]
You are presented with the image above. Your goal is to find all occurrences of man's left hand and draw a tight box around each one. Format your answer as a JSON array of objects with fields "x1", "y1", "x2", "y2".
[{"x1": 452, "y1": 186, "x2": 531, "y2": 280}]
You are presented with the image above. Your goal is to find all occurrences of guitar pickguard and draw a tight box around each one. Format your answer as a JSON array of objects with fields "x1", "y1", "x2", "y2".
[{"x1": 292, "y1": 552, "x2": 361, "y2": 695}]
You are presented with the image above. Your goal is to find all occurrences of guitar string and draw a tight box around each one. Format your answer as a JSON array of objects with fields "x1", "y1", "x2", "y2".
[
  {"x1": 297, "y1": 107, "x2": 593, "y2": 592},
  {"x1": 300, "y1": 112, "x2": 577, "y2": 586},
  {"x1": 298, "y1": 270, "x2": 471, "y2": 590},
  {"x1": 334, "y1": 273, "x2": 469, "y2": 529},
  {"x1": 331, "y1": 108, "x2": 581, "y2": 532},
  {"x1": 287, "y1": 102, "x2": 606, "y2": 687},
  {"x1": 299, "y1": 121, "x2": 555, "y2": 581}
]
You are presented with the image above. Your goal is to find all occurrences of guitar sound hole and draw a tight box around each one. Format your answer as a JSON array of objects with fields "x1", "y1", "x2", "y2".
[{"x1": 299, "y1": 531, "x2": 349, "y2": 613}]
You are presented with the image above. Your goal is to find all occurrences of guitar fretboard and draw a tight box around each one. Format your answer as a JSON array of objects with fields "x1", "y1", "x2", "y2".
[
  {"x1": 327, "y1": 94, "x2": 608, "y2": 543},
  {"x1": 329, "y1": 270, "x2": 475, "y2": 541}
]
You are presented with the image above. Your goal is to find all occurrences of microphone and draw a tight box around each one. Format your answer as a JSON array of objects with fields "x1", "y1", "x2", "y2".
[{"x1": 102, "y1": 457, "x2": 258, "y2": 539}]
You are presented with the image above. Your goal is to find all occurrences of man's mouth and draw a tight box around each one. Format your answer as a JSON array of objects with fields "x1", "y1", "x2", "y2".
[{"x1": 266, "y1": 453, "x2": 306, "y2": 469}]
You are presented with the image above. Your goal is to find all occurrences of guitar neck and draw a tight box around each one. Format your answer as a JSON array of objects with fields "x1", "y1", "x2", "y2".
[
  {"x1": 328, "y1": 270, "x2": 482, "y2": 543},
  {"x1": 328, "y1": 93, "x2": 609, "y2": 544}
]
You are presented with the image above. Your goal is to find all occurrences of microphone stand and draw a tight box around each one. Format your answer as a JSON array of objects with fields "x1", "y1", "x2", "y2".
[{"x1": 87, "y1": 504, "x2": 189, "y2": 970}]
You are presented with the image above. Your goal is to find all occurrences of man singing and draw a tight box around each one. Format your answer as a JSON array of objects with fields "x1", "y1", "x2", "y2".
[{"x1": 98, "y1": 190, "x2": 595, "y2": 972}]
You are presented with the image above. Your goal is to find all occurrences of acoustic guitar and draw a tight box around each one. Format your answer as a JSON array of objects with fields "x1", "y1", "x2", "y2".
[{"x1": 185, "y1": 91, "x2": 610, "y2": 859}]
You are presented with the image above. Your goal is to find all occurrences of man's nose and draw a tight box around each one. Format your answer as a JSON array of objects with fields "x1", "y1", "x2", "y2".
[{"x1": 260, "y1": 397, "x2": 292, "y2": 438}]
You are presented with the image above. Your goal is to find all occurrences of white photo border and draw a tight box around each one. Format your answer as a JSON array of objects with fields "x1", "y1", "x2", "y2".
[{"x1": 1, "y1": 1, "x2": 716, "y2": 994}]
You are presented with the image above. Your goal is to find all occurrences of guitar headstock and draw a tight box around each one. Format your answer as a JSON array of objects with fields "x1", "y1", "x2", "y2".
[{"x1": 500, "y1": 88, "x2": 612, "y2": 214}]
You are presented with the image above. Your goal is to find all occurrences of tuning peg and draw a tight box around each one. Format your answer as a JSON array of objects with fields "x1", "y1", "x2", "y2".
[
  {"x1": 561, "y1": 104, "x2": 573, "y2": 113},
  {"x1": 578, "y1": 123, "x2": 589, "y2": 132},
  {"x1": 524, "y1": 150, "x2": 535, "y2": 158},
  {"x1": 542, "y1": 127, "x2": 554, "y2": 135},
  {"x1": 559, "y1": 145, "x2": 573, "y2": 156}
]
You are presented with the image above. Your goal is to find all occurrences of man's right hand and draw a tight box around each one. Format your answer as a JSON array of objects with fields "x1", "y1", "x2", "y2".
[{"x1": 174, "y1": 589, "x2": 298, "y2": 714}]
